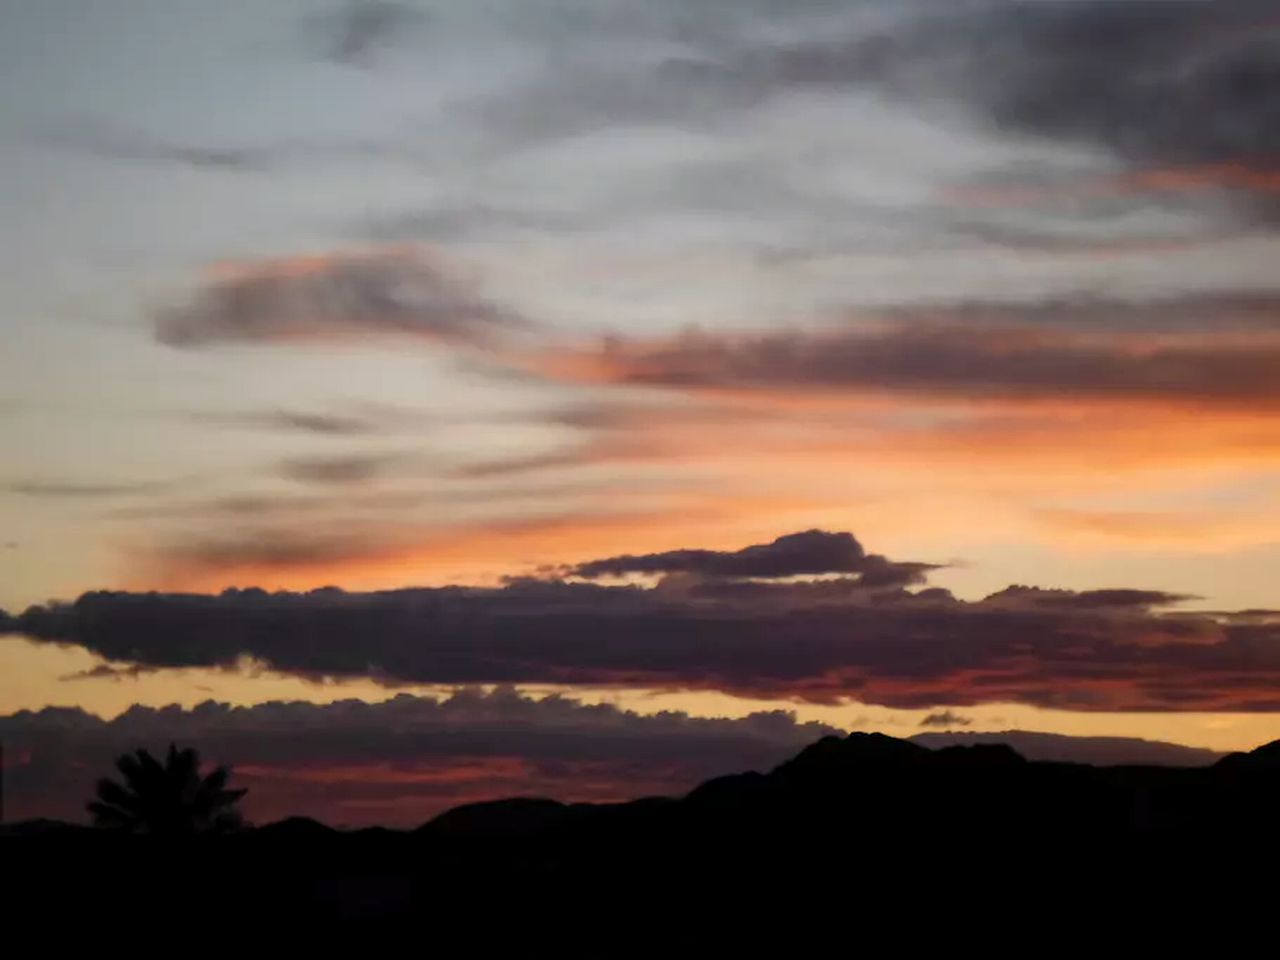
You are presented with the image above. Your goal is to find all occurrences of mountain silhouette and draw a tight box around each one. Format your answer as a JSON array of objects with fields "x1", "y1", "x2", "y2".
[
  {"x1": 910, "y1": 729, "x2": 1225, "y2": 766},
  {"x1": 4, "y1": 732, "x2": 1278, "y2": 929},
  {"x1": 1216, "y1": 737, "x2": 1280, "y2": 771}
]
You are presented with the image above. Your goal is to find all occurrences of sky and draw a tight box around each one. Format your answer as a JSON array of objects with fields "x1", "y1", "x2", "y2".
[{"x1": 3, "y1": 0, "x2": 1280, "y2": 826}]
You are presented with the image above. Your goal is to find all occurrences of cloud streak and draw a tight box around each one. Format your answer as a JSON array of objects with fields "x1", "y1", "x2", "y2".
[
  {"x1": 537, "y1": 311, "x2": 1280, "y2": 409},
  {"x1": 185, "y1": 409, "x2": 387, "y2": 436},
  {"x1": 3, "y1": 480, "x2": 175, "y2": 499},
  {"x1": 277, "y1": 453, "x2": 406, "y2": 486},
  {"x1": 156, "y1": 250, "x2": 522, "y2": 348}
]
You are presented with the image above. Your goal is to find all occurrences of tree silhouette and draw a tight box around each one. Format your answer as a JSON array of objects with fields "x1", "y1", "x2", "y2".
[{"x1": 87, "y1": 744, "x2": 247, "y2": 835}]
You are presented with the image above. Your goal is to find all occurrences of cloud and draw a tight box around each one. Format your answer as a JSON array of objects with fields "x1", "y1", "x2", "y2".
[
  {"x1": 185, "y1": 404, "x2": 436, "y2": 437},
  {"x1": 919, "y1": 711, "x2": 972, "y2": 729},
  {"x1": 58, "y1": 663, "x2": 159, "y2": 683},
  {"x1": 9, "y1": 530, "x2": 1280, "y2": 713},
  {"x1": 277, "y1": 453, "x2": 405, "y2": 486},
  {"x1": 981, "y1": 586, "x2": 1194, "y2": 612},
  {"x1": 572, "y1": 528, "x2": 864, "y2": 578},
  {"x1": 323, "y1": 0, "x2": 1280, "y2": 320},
  {"x1": 186, "y1": 410, "x2": 383, "y2": 436},
  {"x1": 2, "y1": 480, "x2": 173, "y2": 499},
  {"x1": 37, "y1": 117, "x2": 417, "y2": 174},
  {"x1": 158, "y1": 529, "x2": 405, "y2": 574},
  {"x1": 38, "y1": 118, "x2": 276, "y2": 171},
  {"x1": 156, "y1": 250, "x2": 522, "y2": 348},
  {"x1": 537, "y1": 311, "x2": 1280, "y2": 409},
  {"x1": 570, "y1": 529, "x2": 936, "y2": 587},
  {"x1": 701, "y1": 2, "x2": 1280, "y2": 187},
  {"x1": 956, "y1": 3, "x2": 1280, "y2": 170},
  {"x1": 0, "y1": 687, "x2": 838, "y2": 826},
  {"x1": 309, "y1": 1, "x2": 430, "y2": 67}
]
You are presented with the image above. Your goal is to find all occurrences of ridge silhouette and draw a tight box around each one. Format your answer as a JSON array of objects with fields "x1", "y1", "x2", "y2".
[{"x1": 4, "y1": 731, "x2": 1278, "y2": 928}]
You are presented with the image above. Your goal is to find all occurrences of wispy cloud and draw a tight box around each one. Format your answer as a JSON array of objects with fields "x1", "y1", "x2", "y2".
[
  {"x1": 3, "y1": 480, "x2": 175, "y2": 499},
  {"x1": 277, "y1": 452, "x2": 408, "y2": 486},
  {"x1": 184, "y1": 404, "x2": 436, "y2": 437},
  {"x1": 307, "y1": 1, "x2": 430, "y2": 67},
  {"x1": 156, "y1": 249, "x2": 524, "y2": 348},
  {"x1": 185, "y1": 410, "x2": 383, "y2": 436},
  {"x1": 37, "y1": 118, "x2": 277, "y2": 171},
  {"x1": 533, "y1": 307, "x2": 1280, "y2": 409}
]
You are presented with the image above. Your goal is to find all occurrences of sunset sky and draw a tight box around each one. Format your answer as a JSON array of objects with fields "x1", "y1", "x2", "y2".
[{"x1": 4, "y1": 0, "x2": 1280, "y2": 826}]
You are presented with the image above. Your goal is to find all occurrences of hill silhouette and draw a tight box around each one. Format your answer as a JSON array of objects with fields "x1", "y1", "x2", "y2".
[{"x1": 4, "y1": 731, "x2": 1278, "y2": 929}]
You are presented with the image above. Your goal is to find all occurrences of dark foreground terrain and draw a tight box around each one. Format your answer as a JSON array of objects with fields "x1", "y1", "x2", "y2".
[{"x1": 5, "y1": 732, "x2": 1278, "y2": 934}]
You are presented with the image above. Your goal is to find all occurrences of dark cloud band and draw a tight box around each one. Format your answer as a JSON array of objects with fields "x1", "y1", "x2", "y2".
[
  {"x1": 6, "y1": 531, "x2": 1278, "y2": 713},
  {"x1": 0, "y1": 688, "x2": 838, "y2": 827}
]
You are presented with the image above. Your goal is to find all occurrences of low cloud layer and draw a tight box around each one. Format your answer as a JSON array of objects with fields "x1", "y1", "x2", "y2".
[
  {"x1": 0, "y1": 687, "x2": 838, "y2": 826},
  {"x1": 7, "y1": 530, "x2": 1280, "y2": 713}
]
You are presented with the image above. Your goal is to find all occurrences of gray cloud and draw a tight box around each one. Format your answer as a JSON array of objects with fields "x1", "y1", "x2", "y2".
[
  {"x1": 156, "y1": 250, "x2": 522, "y2": 348},
  {"x1": 277, "y1": 453, "x2": 405, "y2": 486},
  {"x1": 954, "y1": 3, "x2": 1280, "y2": 169},
  {"x1": 8, "y1": 530, "x2": 1280, "y2": 713},
  {"x1": 186, "y1": 403, "x2": 438, "y2": 437},
  {"x1": 570, "y1": 529, "x2": 936, "y2": 587},
  {"x1": 316, "y1": 0, "x2": 1275, "y2": 316},
  {"x1": 554, "y1": 311, "x2": 1280, "y2": 408},
  {"x1": 919, "y1": 711, "x2": 972, "y2": 729},
  {"x1": 38, "y1": 118, "x2": 277, "y2": 171},
  {"x1": 684, "y1": 2, "x2": 1280, "y2": 170},
  {"x1": 310, "y1": 1, "x2": 430, "y2": 66},
  {"x1": 37, "y1": 116, "x2": 418, "y2": 174},
  {"x1": 3, "y1": 480, "x2": 173, "y2": 499},
  {"x1": 188, "y1": 410, "x2": 383, "y2": 436},
  {"x1": 983, "y1": 586, "x2": 1194, "y2": 612}
]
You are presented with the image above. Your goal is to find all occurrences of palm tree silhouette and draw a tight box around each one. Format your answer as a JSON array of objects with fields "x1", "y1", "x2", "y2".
[{"x1": 87, "y1": 744, "x2": 247, "y2": 835}]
